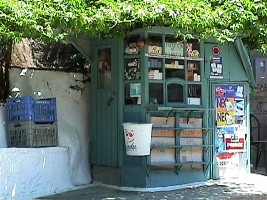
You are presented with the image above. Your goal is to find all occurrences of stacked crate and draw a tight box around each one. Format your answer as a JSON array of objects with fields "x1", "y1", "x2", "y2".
[{"x1": 6, "y1": 96, "x2": 58, "y2": 147}]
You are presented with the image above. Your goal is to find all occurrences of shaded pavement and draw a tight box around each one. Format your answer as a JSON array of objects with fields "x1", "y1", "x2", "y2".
[{"x1": 36, "y1": 170, "x2": 267, "y2": 200}]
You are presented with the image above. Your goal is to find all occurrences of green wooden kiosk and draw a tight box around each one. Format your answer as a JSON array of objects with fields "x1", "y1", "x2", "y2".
[{"x1": 73, "y1": 27, "x2": 254, "y2": 188}]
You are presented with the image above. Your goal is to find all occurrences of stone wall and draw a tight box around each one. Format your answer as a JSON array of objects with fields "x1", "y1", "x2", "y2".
[{"x1": 10, "y1": 38, "x2": 87, "y2": 73}]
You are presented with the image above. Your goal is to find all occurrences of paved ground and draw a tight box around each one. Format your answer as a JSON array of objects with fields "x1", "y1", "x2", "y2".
[{"x1": 36, "y1": 169, "x2": 267, "y2": 200}]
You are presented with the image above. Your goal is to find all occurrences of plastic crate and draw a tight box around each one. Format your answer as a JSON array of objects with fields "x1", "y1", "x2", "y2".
[
  {"x1": 6, "y1": 96, "x2": 57, "y2": 123},
  {"x1": 34, "y1": 98, "x2": 57, "y2": 123},
  {"x1": 7, "y1": 121, "x2": 58, "y2": 147},
  {"x1": 6, "y1": 96, "x2": 35, "y2": 123}
]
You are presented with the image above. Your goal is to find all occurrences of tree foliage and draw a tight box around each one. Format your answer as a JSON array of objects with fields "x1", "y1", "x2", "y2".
[{"x1": 0, "y1": 0, "x2": 267, "y2": 52}]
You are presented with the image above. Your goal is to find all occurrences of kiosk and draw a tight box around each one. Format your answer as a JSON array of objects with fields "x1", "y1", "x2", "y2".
[{"x1": 73, "y1": 27, "x2": 255, "y2": 187}]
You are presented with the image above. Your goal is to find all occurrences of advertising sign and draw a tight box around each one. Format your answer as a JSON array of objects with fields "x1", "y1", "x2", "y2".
[
  {"x1": 215, "y1": 84, "x2": 246, "y2": 153},
  {"x1": 214, "y1": 84, "x2": 247, "y2": 178},
  {"x1": 225, "y1": 138, "x2": 245, "y2": 151},
  {"x1": 210, "y1": 57, "x2": 223, "y2": 78}
]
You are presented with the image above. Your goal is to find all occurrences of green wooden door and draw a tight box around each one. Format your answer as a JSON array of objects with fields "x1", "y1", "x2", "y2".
[{"x1": 91, "y1": 43, "x2": 119, "y2": 166}]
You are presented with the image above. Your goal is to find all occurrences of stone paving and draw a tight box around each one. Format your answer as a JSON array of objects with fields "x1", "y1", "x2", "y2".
[{"x1": 37, "y1": 170, "x2": 267, "y2": 200}]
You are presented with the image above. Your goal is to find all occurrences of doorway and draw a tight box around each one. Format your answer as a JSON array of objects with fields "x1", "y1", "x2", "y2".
[{"x1": 90, "y1": 46, "x2": 119, "y2": 168}]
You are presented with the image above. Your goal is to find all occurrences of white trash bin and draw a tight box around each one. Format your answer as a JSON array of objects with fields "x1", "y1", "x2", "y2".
[{"x1": 122, "y1": 123, "x2": 152, "y2": 156}]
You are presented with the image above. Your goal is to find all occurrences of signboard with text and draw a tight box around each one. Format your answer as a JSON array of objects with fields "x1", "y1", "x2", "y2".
[{"x1": 215, "y1": 84, "x2": 246, "y2": 154}]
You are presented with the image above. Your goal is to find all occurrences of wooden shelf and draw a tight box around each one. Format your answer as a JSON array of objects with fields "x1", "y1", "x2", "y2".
[
  {"x1": 152, "y1": 127, "x2": 213, "y2": 130},
  {"x1": 151, "y1": 144, "x2": 212, "y2": 149},
  {"x1": 146, "y1": 107, "x2": 212, "y2": 112},
  {"x1": 150, "y1": 161, "x2": 210, "y2": 167},
  {"x1": 145, "y1": 53, "x2": 204, "y2": 61},
  {"x1": 124, "y1": 54, "x2": 140, "y2": 59}
]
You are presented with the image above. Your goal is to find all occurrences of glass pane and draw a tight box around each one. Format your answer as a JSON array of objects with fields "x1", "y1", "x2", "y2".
[
  {"x1": 98, "y1": 48, "x2": 111, "y2": 89},
  {"x1": 186, "y1": 39, "x2": 201, "y2": 58},
  {"x1": 148, "y1": 58, "x2": 163, "y2": 80},
  {"x1": 165, "y1": 59, "x2": 185, "y2": 79},
  {"x1": 125, "y1": 35, "x2": 141, "y2": 55},
  {"x1": 124, "y1": 83, "x2": 141, "y2": 105},
  {"x1": 187, "y1": 61, "x2": 201, "y2": 81},
  {"x1": 167, "y1": 83, "x2": 184, "y2": 103},
  {"x1": 165, "y1": 35, "x2": 184, "y2": 57},
  {"x1": 149, "y1": 83, "x2": 163, "y2": 104},
  {"x1": 124, "y1": 58, "x2": 141, "y2": 80},
  {"x1": 188, "y1": 84, "x2": 201, "y2": 105},
  {"x1": 147, "y1": 34, "x2": 162, "y2": 55}
]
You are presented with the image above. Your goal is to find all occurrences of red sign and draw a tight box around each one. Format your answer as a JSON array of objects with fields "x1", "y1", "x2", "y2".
[
  {"x1": 225, "y1": 138, "x2": 245, "y2": 151},
  {"x1": 213, "y1": 46, "x2": 220, "y2": 56}
]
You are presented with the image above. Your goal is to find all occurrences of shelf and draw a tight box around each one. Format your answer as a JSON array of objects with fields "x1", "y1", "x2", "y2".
[
  {"x1": 151, "y1": 144, "x2": 212, "y2": 149},
  {"x1": 188, "y1": 81, "x2": 202, "y2": 84},
  {"x1": 147, "y1": 79, "x2": 164, "y2": 83},
  {"x1": 150, "y1": 161, "x2": 210, "y2": 167},
  {"x1": 152, "y1": 127, "x2": 213, "y2": 131},
  {"x1": 123, "y1": 33, "x2": 205, "y2": 107},
  {"x1": 122, "y1": 30, "x2": 214, "y2": 181},
  {"x1": 146, "y1": 107, "x2": 213, "y2": 112},
  {"x1": 123, "y1": 105, "x2": 142, "y2": 111},
  {"x1": 124, "y1": 54, "x2": 140, "y2": 58},
  {"x1": 165, "y1": 65, "x2": 184, "y2": 69},
  {"x1": 148, "y1": 161, "x2": 211, "y2": 175},
  {"x1": 145, "y1": 53, "x2": 204, "y2": 61},
  {"x1": 124, "y1": 80, "x2": 142, "y2": 83},
  {"x1": 146, "y1": 107, "x2": 214, "y2": 176}
]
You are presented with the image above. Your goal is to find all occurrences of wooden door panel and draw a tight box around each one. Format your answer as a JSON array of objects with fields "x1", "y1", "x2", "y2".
[{"x1": 91, "y1": 46, "x2": 119, "y2": 167}]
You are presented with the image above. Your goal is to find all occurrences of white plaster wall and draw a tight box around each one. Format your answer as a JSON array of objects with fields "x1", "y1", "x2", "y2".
[
  {"x1": 0, "y1": 68, "x2": 91, "y2": 199},
  {"x1": 0, "y1": 148, "x2": 73, "y2": 200}
]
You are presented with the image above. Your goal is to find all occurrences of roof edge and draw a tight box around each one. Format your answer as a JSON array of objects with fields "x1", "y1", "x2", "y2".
[{"x1": 234, "y1": 39, "x2": 255, "y2": 87}]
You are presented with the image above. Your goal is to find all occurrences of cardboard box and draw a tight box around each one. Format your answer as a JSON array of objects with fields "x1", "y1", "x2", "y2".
[
  {"x1": 151, "y1": 137, "x2": 175, "y2": 146},
  {"x1": 180, "y1": 137, "x2": 203, "y2": 146},
  {"x1": 180, "y1": 147, "x2": 203, "y2": 170},
  {"x1": 151, "y1": 148, "x2": 176, "y2": 163},
  {"x1": 180, "y1": 118, "x2": 202, "y2": 128},
  {"x1": 180, "y1": 129, "x2": 203, "y2": 137},
  {"x1": 151, "y1": 135, "x2": 176, "y2": 164},
  {"x1": 180, "y1": 118, "x2": 203, "y2": 137},
  {"x1": 151, "y1": 117, "x2": 175, "y2": 127},
  {"x1": 151, "y1": 117, "x2": 176, "y2": 136},
  {"x1": 152, "y1": 130, "x2": 176, "y2": 137},
  {"x1": 180, "y1": 138, "x2": 203, "y2": 163},
  {"x1": 148, "y1": 46, "x2": 162, "y2": 55},
  {"x1": 180, "y1": 137, "x2": 203, "y2": 170},
  {"x1": 180, "y1": 118, "x2": 203, "y2": 138},
  {"x1": 180, "y1": 148, "x2": 203, "y2": 162}
]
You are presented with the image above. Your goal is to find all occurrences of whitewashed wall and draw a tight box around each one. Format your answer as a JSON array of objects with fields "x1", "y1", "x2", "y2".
[
  {"x1": 0, "y1": 68, "x2": 91, "y2": 199},
  {"x1": 0, "y1": 148, "x2": 73, "y2": 200}
]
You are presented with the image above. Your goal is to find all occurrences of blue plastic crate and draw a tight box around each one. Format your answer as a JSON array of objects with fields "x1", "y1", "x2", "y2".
[
  {"x1": 34, "y1": 98, "x2": 57, "y2": 123},
  {"x1": 6, "y1": 96, "x2": 35, "y2": 123}
]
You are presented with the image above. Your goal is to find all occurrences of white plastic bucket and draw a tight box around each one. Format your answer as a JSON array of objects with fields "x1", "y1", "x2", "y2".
[{"x1": 122, "y1": 123, "x2": 152, "y2": 156}]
